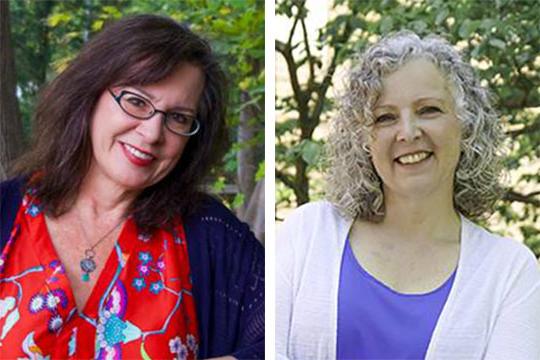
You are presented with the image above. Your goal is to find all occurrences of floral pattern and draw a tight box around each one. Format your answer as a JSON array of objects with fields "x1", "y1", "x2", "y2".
[
  {"x1": 137, "y1": 232, "x2": 152, "y2": 243},
  {"x1": 0, "y1": 191, "x2": 199, "y2": 358},
  {"x1": 149, "y1": 281, "x2": 164, "y2": 295},
  {"x1": 131, "y1": 278, "x2": 146, "y2": 292},
  {"x1": 130, "y1": 250, "x2": 169, "y2": 295},
  {"x1": 47, "y1": 260, "x2": 65, "y2": 283},
  {"x1": 28, "y1": 294, "x2": 45, "y2": 314},
  {"x1": 169, "y1": 336, "x2": 189, "y2": 360}
]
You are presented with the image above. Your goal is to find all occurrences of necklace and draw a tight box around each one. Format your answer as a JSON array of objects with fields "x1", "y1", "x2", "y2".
[{"x1": 79, "y1": 219, "x2": 125, "y2": 282}]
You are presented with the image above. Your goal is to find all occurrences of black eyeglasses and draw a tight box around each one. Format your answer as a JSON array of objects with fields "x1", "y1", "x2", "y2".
[{"x1": 108, "y1": 89, "x2": 200, "y2": 136}]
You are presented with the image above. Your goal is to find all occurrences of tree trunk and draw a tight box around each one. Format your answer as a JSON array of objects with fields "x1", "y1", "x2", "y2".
[
  {"x1": 237, "y1": 90, "x2": 259, "y2": 216},
  {"x1": 241, "y1": 179, "x2": 265, "y2": 244},
  {"x1": 0, "y1": 0, "x2": 24, "y2": 181},
  {"x1": 294, "y1": 158, "x2": 309, "y2": 205},
  {"x1": 35, "y1": 0, "x2": 55, "y2": 86}
]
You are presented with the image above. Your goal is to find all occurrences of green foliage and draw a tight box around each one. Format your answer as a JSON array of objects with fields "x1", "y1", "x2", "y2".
[
  {"x1": 255, "y1": 161, "x2": 265, "y2": 182},
  {"x1": 11, "y1": 0, "x2": 264, "y2": 209},
  {"x1": 277, "y1": 0, "x2": 540, "y2": 256},
  {"x1": 522, "y1": 225, "x2": 540, "y2": 255},
  {"x1": 232, "y1": 192, "x2": 246, "y2": 209}
]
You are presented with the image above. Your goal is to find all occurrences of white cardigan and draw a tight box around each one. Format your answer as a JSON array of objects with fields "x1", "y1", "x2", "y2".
[{"x1": 276, "y1": 202, "x2": 540, "y2": 360}]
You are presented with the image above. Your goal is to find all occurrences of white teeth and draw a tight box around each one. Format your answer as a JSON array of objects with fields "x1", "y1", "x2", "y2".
[
  {"x1": 397, "y1": 151, "x2": 430, "y2": 165},
  {"x1": 124, "y1": 144, "x2": 153, "y2": 160}
]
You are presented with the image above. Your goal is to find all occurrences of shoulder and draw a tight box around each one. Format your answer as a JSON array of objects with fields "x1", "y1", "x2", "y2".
[
  {"x1": 185, "y1": 193, "x2": 252, "y2": 237},
  {"x1": 277, "y1": 200, "x2": 352, "y2": 258},
  {"x1": 0, "y1": 177, "x2": 26, "y2": 246},
  {"x1": 0, "y1": 177, "x2": 25, "y2": 194},
  {"x1": 462, "y1": 217, "x2": 539, "y2": 286},
  {"x1": 0, "y1": 176, "x2": 27, "y2": 207},
  {"x1": 464, "y1": 217, "x2": 537, "y2": 264},
  {"x1": 183, "y1": 193, "x2": 263, "y2": 279},
  {"x1": 279, "y1": 200, "x2": 349, "y2": 230},
  {"x1": 183, "y1": 193, "x2": 262, "y2": 255},
  {"x1": 182, "y1": 195, "x2": 264, "y2": 358}
]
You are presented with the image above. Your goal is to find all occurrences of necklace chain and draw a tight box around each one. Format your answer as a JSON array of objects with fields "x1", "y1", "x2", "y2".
[{"x1": 78, "y1": 217, "x2": 125, "y2": 283}]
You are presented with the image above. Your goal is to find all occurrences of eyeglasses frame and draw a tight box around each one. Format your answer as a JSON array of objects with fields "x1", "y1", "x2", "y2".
[{"x1": 108, "y1": 89, "x2": 200, "y2": 136}]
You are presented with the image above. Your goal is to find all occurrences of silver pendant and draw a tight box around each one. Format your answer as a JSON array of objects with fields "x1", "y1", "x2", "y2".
[
  {"x1": 80, "y1": 257, "x2": 96, "y2": 273},
  {"x1": 80, "y1": 249, "x2": 97, "y2": 282}
]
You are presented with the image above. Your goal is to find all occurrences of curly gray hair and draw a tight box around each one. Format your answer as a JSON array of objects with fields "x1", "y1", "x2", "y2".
[{"x1": 326, "y1": 31, "x2": 506, "y2": 221}]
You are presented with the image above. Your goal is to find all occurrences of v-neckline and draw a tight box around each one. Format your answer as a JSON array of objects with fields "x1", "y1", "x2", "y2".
[{"x1": 32, "y1": 213, "x2": 138, "y2": 318}]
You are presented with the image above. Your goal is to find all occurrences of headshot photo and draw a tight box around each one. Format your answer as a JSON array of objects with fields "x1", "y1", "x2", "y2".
[
  {"x1": 0, "y1": 2, "x2": 264, "y2": 359},
  {"x1": 276, "y1": 1, "x2": 540, "y2": 359}
]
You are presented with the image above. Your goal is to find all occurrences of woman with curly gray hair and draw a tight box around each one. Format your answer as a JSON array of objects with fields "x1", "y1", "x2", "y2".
[{"x1": 277, "y1": 31, "x2": 540, "y2": 360}]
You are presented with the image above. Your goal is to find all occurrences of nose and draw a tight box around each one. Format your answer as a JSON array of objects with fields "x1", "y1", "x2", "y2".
[
  {"x1": 396, "y1": 111, "x2": 422, "y2": 142},
  {"x1": 135, "y1": 112, "x2": 165, "y2": 144}
]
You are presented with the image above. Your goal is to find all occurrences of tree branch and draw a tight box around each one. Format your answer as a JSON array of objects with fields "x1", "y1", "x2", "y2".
[
  {"x1": 503, "y1": 190, "x2": 540, "y2": 207},
  {"x1": 506, "y1": 117, "x2": 540, "y2": 138},
  {"x1": 286, "y1": 5, "x2": 300, "y2": 46},
  {"x1": 309, "y1": 20, "x2": 353, "y2": 136},
  {"x1": 276, "y1": 40, "x2": 306, "y2": 109},
  {"x1": 300, "y1": 15, "x2": 315, "y2": 89},
  {"x1": 276, "y1": 169, "x2": 298, "y2": 193}
]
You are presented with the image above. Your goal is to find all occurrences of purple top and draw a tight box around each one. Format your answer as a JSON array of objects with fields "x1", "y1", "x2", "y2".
[{"x1": 337, "y1": 239, "x2": 455, "y2": 359}]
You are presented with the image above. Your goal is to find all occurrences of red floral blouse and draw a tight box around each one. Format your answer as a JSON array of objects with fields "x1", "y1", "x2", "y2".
[{"x1": 0, "y1": 190, "x2": 199, "y2": 359}]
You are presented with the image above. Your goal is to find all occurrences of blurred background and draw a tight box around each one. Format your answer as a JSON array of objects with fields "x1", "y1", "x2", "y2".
[
  {"x1": 276, "y1": 0, "x2": 539, "y2": 258},
  {"x1": 0, "y1": 0, "x2": 265, "y2": 242}
]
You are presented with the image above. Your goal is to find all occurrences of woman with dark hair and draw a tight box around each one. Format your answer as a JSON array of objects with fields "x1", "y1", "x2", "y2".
[
  {"x1": 0, "y1": 15, "x2": 263, "y2": 359},
  {"x1": 277, "y1": 31, "x2": 540, "y2": 359}
]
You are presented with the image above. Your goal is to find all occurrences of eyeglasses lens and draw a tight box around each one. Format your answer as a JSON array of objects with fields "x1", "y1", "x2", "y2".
[{"x1": 120, "y1": 94, "x2": 154, "y2": 118}]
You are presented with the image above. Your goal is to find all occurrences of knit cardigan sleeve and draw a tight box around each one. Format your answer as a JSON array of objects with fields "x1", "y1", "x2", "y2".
[
  {"x1": 275, "y1": 205, "x2": 299, "y2": 360},
  {"x1": 482, "y1": 247, "x2": 540, "y2": 360},
  {"x1": 276, "y1": 201, "x2": 352, "y2": 360},
  {"x1": 184, "y1": 196, "x2": 265, "y2": 360},
  {"x1": 0, "y1": 177, "x2": 24, "y2": 247}
]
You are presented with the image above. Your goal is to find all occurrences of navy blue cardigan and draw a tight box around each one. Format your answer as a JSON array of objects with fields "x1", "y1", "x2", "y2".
[{"x1": 0, "y1": 178, "x2": 264, "y2": 359}]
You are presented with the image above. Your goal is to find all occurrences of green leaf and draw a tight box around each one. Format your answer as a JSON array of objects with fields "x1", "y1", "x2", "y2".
[
  {"x1": 301, "y1": 140, "x2": 322, "y2": 166},
  {"x1": 92, "y1": 19, "x2": 104, "y2": 32},
  {"x1": 435, "y1": 8, "x2": 449, "y2": 26},
  {"x1": 255, "y1": 161, "x2": 265, "y2": 181},
  {"x1": 458, "y1": 19, "x2": 479, "y2": 38},
  {"x1": 411, "y1": 20, "x2": 427, "y2": 33},
  {"x1": 47, "y1": 13, "x2": 71, "y2": 27},
  {"x1": 380, "y1": 16, "x2": 394, "y2": 34},
  {"x1": 232, "y1": 192, "x2": 245, "y2": 209},
  {"x1": 102, "y1": 6, "x2": 122, "y2": 19},
  {"x1": 489, "y1": 38, "x2": 506, "y2": 50},
  {"x1": 212, "y1": 177, "x2": 226, "y2": 193}
]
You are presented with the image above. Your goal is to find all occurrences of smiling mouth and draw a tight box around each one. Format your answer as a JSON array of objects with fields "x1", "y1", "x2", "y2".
[
  {"x1": 395, "y1": 151, "x2": 433, "y2": 165},
  {"x1": 122, "y1": 142, "x2": 155, "y2": 161}
]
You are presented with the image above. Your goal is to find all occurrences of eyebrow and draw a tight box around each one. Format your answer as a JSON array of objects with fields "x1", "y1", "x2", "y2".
[
  {"x1": 129, "y1": 86, "x2": 197, "y2": 114},
  {"x1": 415, "y1": 96, "x2": 446, "y2": 103},
  {"x1": 375, "y1": 96, "x2": 446, "y2": 110},
  {"x1": 131, "y1": 86, "x2": 155, "y2": 100}
]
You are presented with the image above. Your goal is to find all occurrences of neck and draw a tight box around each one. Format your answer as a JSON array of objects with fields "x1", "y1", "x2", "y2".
[
  {"x1": 73, "y1": 171, "x2": 139, "y2": 225},
  {"x1": 378, "y1": 186, "x2": 461, "y2": 243}
]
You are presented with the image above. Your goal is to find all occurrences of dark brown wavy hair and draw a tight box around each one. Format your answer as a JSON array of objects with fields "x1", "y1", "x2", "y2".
[{"x1": 13, "y1": 14, "x2": 228, "y2": 228}]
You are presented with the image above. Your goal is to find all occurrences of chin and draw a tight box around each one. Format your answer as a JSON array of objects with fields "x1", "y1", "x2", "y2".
[
  {"x1": 391, "y1": 179, "x2": 439, "y2": 197},
  {"x1": 107, "y1": 169, "x2": 152, "y2": 191}
]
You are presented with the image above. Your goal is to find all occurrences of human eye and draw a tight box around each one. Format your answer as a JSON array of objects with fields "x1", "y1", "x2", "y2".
[
  {"x1": 125, "y1": 95, "x2": 148, "y2": 108},
  {"x1": 418, "y1": 106, "x2": 443, "y2": 116},
  {"x1": 375, "y1": 113, "x2": 396, "y2": 124},
  {"x1": 168, "y1": 112, "x2": 193, "y2": 125}
]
